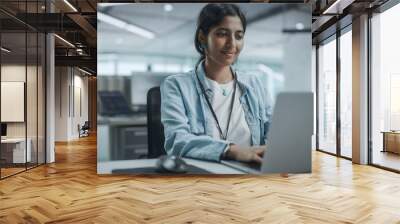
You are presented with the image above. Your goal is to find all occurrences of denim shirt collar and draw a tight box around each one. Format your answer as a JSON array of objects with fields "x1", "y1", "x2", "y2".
[
  {"x1": 193, "y1": 60, "x2": 252, "y2": 98},
  {"x1": 193, "y1": 60, "x2": 260, "y2": 145}
]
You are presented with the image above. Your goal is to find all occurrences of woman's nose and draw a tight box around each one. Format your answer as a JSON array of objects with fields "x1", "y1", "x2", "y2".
[{"x1": 225, "y1": 35, "x2": 236, "y2": 49}]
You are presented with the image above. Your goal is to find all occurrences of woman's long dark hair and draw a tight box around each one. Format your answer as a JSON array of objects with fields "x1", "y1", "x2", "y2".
[{"x1": 194, "y1": 3, "x2": 247, "y2": 68}]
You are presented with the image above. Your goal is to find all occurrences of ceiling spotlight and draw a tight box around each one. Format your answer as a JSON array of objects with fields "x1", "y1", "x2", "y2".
[
  {"x1": 1, "y1": 47, "x2": 11, "y2": 53},
  {"x1": 54, "y1": 34, "x2": 75, "y2": 48},
  {"x1": 295, "y1": 23, "x2": 305, "y2": 30},
  {"x1": 63, "y1": 0, "x2": 78, "y2": 12},
  {"x1": 78, "y1": 67, "x2": 92, "y2": 76},
  {"x1": 98, "y1": 12, "x2": 155, "y2": 39},
  {"x1": 322, "y1": 0, "x2": 354, "y2": 15},
  {"x1": 164, "y1": 4, "x2": 173, "y2": 12}
]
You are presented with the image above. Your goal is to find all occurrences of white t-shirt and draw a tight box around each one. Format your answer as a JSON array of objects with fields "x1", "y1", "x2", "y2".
[{"x1": 206, "y1": 77, "x2": 252, "y2": 147}]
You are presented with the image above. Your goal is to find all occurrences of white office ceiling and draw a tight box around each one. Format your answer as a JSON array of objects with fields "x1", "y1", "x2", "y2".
[{"x1": 98, "y1": 3, "x2": 310, "y2": 65}]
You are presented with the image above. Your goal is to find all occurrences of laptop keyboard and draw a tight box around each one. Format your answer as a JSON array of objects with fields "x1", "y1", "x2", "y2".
[
  {"x1": 246, "y1": 162, "x2": 261, "y2": 170},
  {"x1": 221, "y1": 160, "x2": 261, "y2": 174}
]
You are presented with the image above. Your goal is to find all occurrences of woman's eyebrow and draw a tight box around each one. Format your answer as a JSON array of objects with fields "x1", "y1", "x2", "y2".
[
  {"x1": 216, "y1": 27, "x2": 244, "y2": 33},
  {"x1": 216, "y1": 27, "x2": 229, "y2": 32}
]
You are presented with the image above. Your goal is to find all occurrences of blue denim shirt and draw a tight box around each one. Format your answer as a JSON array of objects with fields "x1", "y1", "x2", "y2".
[{"x1": 160, "y1": 61, "x2": 273, "y2": 162}]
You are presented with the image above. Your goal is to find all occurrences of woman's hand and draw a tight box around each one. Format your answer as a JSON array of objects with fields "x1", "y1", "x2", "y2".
[
  {"x1": 225, "y1": 145, "x2": 266, "y2": 163},
  {"x1": 225, "y1": 144, "x2": 289, "y2": 177}
]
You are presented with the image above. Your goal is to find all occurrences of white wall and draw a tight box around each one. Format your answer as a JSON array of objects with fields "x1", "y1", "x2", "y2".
[
  {"x1": 2, "y1": 63, "x2": 46, "y2": 163},
  {"x1": 1, "y1": 65, "x2": 26, "y2": 81},
  {"x1": 72, "y1": 73, "x2": 89, "y2": 138},
  {"x1": 55, "y1": 67, "x2": 89, "y2": 141},
  {"x1": 1, "y1": 66, "x2": 26, "y2": 137},
  {"x1": 1, "y1": 65, "x2": 37, "y2": 137},
  {"x1": 55, "y1": 67, "x2": 68, "y2": 141}
]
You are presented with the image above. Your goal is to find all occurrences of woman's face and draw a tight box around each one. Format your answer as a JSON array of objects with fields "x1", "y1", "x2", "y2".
[{"x1": 204, "y1": 16, "x2": 244, "y2": 66}]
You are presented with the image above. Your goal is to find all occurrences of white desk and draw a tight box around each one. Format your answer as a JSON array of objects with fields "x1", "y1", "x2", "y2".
[
  {"x1": 98, "y1": 158, "x2": 246, "y2": 174},
  {"x1": 1, "y1": 138, "x2": 31, "y2": 163},
  {"x1": 98, "y1": 115, "x2": 148, "y2": 161}
]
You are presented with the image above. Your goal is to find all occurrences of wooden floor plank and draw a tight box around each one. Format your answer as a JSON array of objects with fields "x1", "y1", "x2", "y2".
[{"x1": 0, "y1": 135, "x2": 400, "y2": 223}]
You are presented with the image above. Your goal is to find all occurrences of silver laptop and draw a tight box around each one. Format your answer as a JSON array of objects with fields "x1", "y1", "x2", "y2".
[{"x1": 221, "y1": 92, "x2": 314, "y2": 174}]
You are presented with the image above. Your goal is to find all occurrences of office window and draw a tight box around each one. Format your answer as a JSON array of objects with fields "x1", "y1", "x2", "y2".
[
  {"x1": 0, "y1": 1, "x2": 46, "y2": 179},
  {"x1": 340, "y1": 29, "x2": 352, "y2": 158},
  {"x1": 118, "y1": 62, "x2": 147, "y2": 74},
  {"x1": 371, "y1": 3, "x2": 400, "y2": 171},
  {"x1": 317, "y1": 37, "x2": 337, "y2": 154},
  {"x1": 98, "y1": 61, "x2": 115, "y2": 76}
]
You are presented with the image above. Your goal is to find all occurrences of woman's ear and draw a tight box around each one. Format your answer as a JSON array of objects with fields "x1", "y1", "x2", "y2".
[{"x1": 198, "y1": 31, "x2": 207, "y2": 49}]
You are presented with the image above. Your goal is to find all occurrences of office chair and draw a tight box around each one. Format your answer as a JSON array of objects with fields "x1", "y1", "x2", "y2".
[
  {"x1": 78, "y1": 121, "x2": 90, "y2": 138},
  {"x1": 147, "y1": 87, "x2": 166, "y2": 158}
]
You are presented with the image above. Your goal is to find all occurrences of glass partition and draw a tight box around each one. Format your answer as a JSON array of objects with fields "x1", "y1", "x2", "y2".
[
  {"x1": 1, "y1": 29, "x2": 28, "y2": 178},
  {"x1": 27, "y1": 30, "x2": 38, "y2": 169},
  {"x1": 339, "y1": 28, "x2": 352, "y2": 158},
  {"x1": 26, "y1": 0, "x2": 44, "y2": 169},
  {"x1": 0, "y1": 1, "x2": 46, "y2": 179},
  {"x1": 317, "y1": 36, "x2": 337, "y2": 155},
  {"x1": 371, "y1": 3, "x2": 400, "y2": 171}
]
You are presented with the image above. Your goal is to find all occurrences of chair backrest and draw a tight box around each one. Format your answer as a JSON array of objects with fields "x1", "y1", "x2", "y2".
[
  {"x1": 82, "y1": 121, "x2": 90, "y2": 130},
  {"x1": 146, "y1": 87, "x2": 166, "y2": 158}
]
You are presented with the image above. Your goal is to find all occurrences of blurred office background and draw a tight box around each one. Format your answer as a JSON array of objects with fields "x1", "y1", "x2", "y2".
[{"x1": 97, "y1": 3, "x2": 311, "y2": 163}]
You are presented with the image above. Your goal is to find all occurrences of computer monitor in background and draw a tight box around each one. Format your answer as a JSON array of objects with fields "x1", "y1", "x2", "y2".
[
  {"x1": 1, "y1": 123, "x2": 7, "y2": 137},
  {"x1": 98, "y1": 91, "x2": 134, "y2": 116},
  {"x1": 131, "y1": 74, "x2": 166, "y2": 106}
]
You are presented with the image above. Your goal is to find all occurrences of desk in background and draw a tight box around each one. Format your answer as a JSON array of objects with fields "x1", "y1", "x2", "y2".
[
  {"x1": 1, "y1": 138, "x2": 32, "y2": 164},
  {"x1": 98, "y1": 115, "x2": 148, "y2": 161},
  {"x1": 98, "y1": 158, "x2": 245, "y2": 174},
  {"x1": 382, "y1": 131, "x2": 400, "y2": 154}
]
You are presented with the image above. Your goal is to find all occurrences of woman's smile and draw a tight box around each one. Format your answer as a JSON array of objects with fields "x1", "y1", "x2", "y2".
[{"x1": 221, "y1": 51, "x2": 236, "y2": 57}]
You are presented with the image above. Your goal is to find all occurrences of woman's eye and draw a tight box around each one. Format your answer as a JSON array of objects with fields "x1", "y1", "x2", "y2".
[
  {"x1": 217, "y1": 32, "x2": 227, "y2": 37},
  {"x1": 236, "y1": 33, "x2": 244, "y2": 40}
]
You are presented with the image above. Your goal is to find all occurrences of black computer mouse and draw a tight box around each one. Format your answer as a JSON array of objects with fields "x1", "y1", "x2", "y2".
[{"x1": 155, "y1": 155, "x2": 188, "y2": 174}]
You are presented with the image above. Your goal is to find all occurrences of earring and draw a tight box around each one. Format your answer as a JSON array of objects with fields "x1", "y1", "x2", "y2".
[{"x1": 201, "y1": 43, "x2": 207, "y2": 50}]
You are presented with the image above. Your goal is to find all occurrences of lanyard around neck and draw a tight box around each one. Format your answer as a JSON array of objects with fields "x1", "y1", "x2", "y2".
[{"x1": 195, "y1": 63, "x2": 237, "y2": 140}]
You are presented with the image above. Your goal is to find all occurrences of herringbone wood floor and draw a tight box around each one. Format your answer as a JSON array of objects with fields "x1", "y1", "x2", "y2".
[{"x1": 1, "y1": 135, "x2": 400, "y2": 224}]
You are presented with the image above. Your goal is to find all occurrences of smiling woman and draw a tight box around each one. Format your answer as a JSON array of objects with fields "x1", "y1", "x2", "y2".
[{"x1": 160, "y1": 3, "x2": 273, "y2": 164}]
